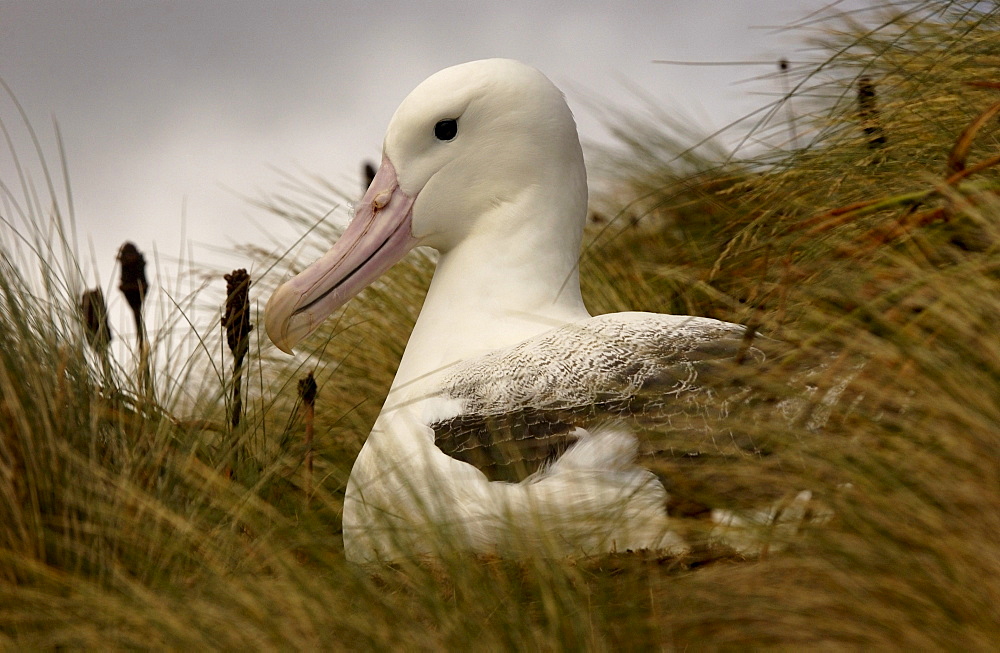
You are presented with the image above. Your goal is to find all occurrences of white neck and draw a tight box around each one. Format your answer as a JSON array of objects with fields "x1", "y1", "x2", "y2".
[{"x1": 389, "y1": 186, "x2": 591, "y2": 398}]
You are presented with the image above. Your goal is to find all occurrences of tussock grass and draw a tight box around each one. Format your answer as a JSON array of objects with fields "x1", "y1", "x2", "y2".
[{"x1": 2, "y1": 2, "x2": 1000, "y2": 649}]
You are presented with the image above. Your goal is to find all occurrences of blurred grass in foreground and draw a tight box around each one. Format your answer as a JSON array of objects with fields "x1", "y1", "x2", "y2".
[{"x1": 2, "y1": 2, "x2": 1000, "y2": 649}]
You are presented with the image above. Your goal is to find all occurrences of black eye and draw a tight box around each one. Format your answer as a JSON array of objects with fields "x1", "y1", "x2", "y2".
[{"x1": 434, "y1": 119, "x2": 458, "y2": 141}]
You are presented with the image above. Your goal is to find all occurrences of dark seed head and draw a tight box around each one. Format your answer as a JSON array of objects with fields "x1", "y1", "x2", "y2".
[
  {"x1": 857, "y1": 76, "x2": 886, "y2": 148},
  {"x1": 222, "y1": 269, "x2": 253, "y2": 361},
  {"x1": 118, "y1": 242, "x2": 149, "y2": 311},
  {"x1": 363, "y1": 161, "x2": 377, "y2": 190},
  {"x1": 80, "y1": 288, "x2": 112, "y2": 351},
  {"x1": 298, "y1": 371, "x2": 317, "y2": 406}
]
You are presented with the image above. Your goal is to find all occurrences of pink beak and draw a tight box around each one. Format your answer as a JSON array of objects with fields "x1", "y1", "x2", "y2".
[{"x1": 265, "y1": 158, "x2": 419, "y2": 353}]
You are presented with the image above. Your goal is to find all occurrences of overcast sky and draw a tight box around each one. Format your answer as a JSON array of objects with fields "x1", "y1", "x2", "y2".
[{"x1": 0, "y1": 1, "x2": 865, "y2": 308}]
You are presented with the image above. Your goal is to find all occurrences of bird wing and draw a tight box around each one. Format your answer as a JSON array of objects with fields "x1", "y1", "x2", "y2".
[
  {"x1": 431, "y1": 314, "x2": 762, "y2": 470},
  {"x1": 430, "y1": 312, "x2": 856, "y2": 512}
]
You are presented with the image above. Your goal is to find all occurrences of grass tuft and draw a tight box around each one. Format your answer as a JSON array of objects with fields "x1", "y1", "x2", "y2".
[{"x1": 1, "y1": 2, "x2": 999, "y2": 648}]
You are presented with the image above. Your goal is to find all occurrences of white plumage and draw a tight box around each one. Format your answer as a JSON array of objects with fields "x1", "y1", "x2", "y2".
[{"x1": 265, "y1": 59, "x2": 813, "y2": 563}]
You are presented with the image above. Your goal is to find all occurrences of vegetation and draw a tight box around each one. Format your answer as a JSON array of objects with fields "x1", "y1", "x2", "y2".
[{"x1": 1, "y1": 2, "x2": 998, "y2": 648}]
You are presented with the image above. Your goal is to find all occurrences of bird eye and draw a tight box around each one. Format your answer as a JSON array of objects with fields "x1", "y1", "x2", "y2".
[{"x1": 434, "y1": 119, "x2": 458, "y2": 141}]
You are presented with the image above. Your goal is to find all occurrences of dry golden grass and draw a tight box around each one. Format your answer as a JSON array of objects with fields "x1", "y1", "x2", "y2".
[{"x1": 1, "y1": 2, "x2": 999, "y2": 649}]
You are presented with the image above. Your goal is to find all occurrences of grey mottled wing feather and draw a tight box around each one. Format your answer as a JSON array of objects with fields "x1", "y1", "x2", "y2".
[{"x1": 430, "y1": 313, "x2": 800, "y2": 489}]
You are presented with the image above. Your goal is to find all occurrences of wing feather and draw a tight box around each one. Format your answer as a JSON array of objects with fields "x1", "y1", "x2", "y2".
[{"x1": 429, "y1": 312, "x2": 852, "y2": 509}]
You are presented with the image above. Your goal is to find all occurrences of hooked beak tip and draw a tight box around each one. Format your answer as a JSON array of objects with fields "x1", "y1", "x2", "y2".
[
  {"x1": 264, "y1": 284, "x2": 302, "y2": 355},
  {"x1": 273, "y1": 339, "x2": 295, "y2": 356}
]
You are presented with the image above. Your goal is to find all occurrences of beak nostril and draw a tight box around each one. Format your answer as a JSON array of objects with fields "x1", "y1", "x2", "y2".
[{"x1": 373, "y1": 189, "x2": 392, "y2": 210}]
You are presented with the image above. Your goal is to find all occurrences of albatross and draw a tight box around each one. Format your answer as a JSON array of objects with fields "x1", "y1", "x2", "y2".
[{"x1": 266, "y1": 58, "x2": 822, "y2": 563}]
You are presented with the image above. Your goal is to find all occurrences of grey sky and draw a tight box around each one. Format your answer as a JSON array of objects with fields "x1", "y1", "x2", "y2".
[{"x1": 1, "y1": 1, "x2": 860, "y2": 298}]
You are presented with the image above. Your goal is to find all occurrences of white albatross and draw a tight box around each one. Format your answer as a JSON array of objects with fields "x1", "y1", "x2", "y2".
[{"x1": 266, "y1": 59, "x2": 822, "y2": 563}]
